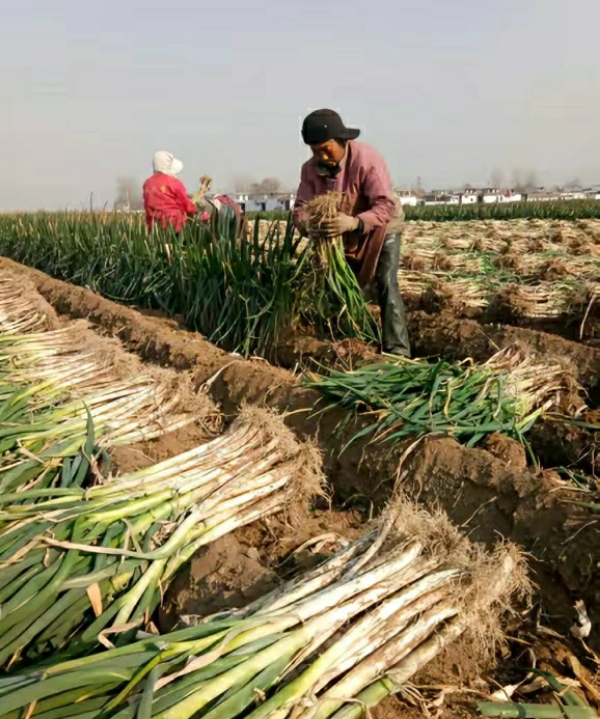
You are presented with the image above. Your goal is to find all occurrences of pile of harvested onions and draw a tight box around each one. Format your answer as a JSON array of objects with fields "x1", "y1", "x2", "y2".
[
  {"x1": 0, "y1": 319, "x2": 199, "y2": 450},
  {"x1": 304, "y1": 345, "x2": 584, "y2": 449},
  {"x1": 0, "y1": 408, "x2": 322, "y2": 668},
  {"x1": 0, "y1": 274, "x2": 214, "y2": 494},
  {"x1": 0, "y1": 498, "x2": 526, "y2": 718},
  {"x1": 0, "y1": 273, "x2": 56, "y2": 335}
]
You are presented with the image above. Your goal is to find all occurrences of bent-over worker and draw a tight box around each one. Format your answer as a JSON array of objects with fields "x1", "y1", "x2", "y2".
[
  {"x1": 292, "y1": 109, "x2": 411, "y2": 357},
  {"x1": 143, "y1": 151, "x2": 197, "y2": 232},
  {"x1": 186, "y1": 175, "x2": 245, "y2": 237}
]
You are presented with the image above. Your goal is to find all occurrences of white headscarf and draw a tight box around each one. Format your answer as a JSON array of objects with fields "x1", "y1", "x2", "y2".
[{"x1": 153, "y1": 151, "x2": 184, "y2": 177}]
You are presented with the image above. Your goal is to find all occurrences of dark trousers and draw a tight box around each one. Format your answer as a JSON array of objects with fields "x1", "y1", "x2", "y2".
[{"x1": 375, "y1": 233, "x2": 411, "y2": 357}]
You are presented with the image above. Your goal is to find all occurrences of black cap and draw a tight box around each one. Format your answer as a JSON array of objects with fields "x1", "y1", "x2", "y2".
[{"x1": 301, "y1": 109, "x2": 360, "y2": 145}]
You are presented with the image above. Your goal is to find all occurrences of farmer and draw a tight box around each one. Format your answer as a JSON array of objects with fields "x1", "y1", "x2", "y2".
[
  {"x1": 143, "y1": 151, "x2": 198, "y2": 232},
  {"x1": 192, "y1": 177, "x2": 247, "y2": 237},
  {"x1": 292, "y1": 109, "x2": 411, "y2": 357}
]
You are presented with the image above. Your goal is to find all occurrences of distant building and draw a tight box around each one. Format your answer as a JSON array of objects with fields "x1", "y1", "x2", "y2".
[
  {"x1": 462, "y1": 188, "x2": 519, "y2": 203},
  {"x1": 481, "y1": 188, "x2": 502, "y2": 204},
  {"x1": 408, "y1": 186, "x2": 526, "y2": 206},
  {"x1": 497, "y1": 190, "x2": 523, "y2": 203},
  {"x1": 461, "y1": 190, "x2": 479, "y2": 205},
  {"x1": 528, "y1": 192, "x2": 560, "y2": 202},
  {"x1": 563, "y1": 185, "x2": 586, "y2": 197},
  {"x1": 234, "y1": 193, "x2": 295, "y2": 212},
  {"x1": 395, "y1": 190, "x2": 420, "y2": 207},
  {"x1": 525, "y1": 188, "x2": 595, "y2": 202},
  {"x1": 423, "y1": 191, "x2": 460, "y2": 206},
  {"x1": 458, "y1": 188, "x2": 523, "y2": 204},
  {"x1": 586, "y1": 187, "x2": 600, "y2": 200}
]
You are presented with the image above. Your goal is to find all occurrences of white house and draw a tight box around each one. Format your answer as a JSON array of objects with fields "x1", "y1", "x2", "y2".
[
  {"x1": 395, "y1": 190, "x2": 419, "y2": 207},
  {"x1": 460, "y1": 188, "x2": 522, "y2": 204},
  {"x1": 497, "y1": 191, "x2": 523, "y2": 203},
  {"x1": 423, "y1": 190, "x2": 452, "y2": 205},
  {"x1": 527, "y1": 187, "x2": 599, "y2": 202},
  {"x1": 480, "y1": 188, "x2": 502, "y2": 204},
  {"x1": 423, "y1": 192, "x2": 458, "y2": 206},
  {"x1": 587, "y1": 185, "x2": 600, "y2": 199},
  {"x1": 526, "y1": 191, "x2": 561, "y2": 202},
  {"x1": 233, "y1": 193, "x2": 295, "y2": 212}
]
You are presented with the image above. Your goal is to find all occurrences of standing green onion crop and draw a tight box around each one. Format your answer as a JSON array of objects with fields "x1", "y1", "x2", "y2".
[
  {"x1": 0, "y1": 497, "x2": 526, "y2": 719},
  {"x1": 0, "y1": 408, "x2": 322, "y2": 668},
  {"x1": 0, "y1": 209, "x2": 382, "y2": 357},
  {"x1": 303, "y1": 345, "x2": 583, "y2": 449}
]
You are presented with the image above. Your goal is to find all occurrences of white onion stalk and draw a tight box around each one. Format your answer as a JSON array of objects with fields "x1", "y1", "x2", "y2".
[
  {"x1": 325, "y1": 553, "x2": 520, "y2": 719},
  {"x1": 304, "y1": 603, "x2": 459, "y2": 719},
  {"x1": 310, "y1": 582, "x2": 455, "y2": 693}
]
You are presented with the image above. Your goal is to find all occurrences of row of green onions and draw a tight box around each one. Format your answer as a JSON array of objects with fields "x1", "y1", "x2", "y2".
[
  {"x1": 0, "y1": 273, "x2": 324, "y2": 670},
  {"x1": 0, "y1": 211, "x2": 379, "y2": 357},
  {"x1": 0, "y1": 409, "x2": 321, "y2": 669},
  {"x1": 0, "y1": 275, "x2": 207, "y2": 494},
  {"x1": 0, "y1": 498, "x2": 524, "y2": 719},
  {"x1": 0, "y1": 334, "x2": 197, "y2": 494}
]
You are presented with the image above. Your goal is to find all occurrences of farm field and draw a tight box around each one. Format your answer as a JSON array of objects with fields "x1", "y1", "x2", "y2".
[
  {"x1": 0, "y1": 211, "x2": 599, "y2": 718},
  {"x1": 260, "y1": 217, "x2": 600, "y2": 344},
  {"x1": 400, "y1": 218, "x2": 600, "y2": 342}
]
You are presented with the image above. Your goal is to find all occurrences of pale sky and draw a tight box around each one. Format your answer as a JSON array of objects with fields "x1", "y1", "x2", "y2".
[{"x1": 1, "y1": 0, "x2": 599, "y2": 209}]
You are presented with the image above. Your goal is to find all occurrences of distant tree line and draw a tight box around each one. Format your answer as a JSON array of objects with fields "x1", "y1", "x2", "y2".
[{"x1": 233, "y1": 176, "x2": 285, "y2": 197}]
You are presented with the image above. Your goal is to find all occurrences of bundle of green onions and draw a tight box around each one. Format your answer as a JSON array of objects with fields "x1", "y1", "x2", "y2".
[
  {"x1": 298, "y1": 192, "x2": 380, "y2": 344},
  {"x1": 0, "y1": 498, "x2": 525, "y2": 719},
  {"x1": 0, "y1": 374, "x2": 197, "y2": 494},
  {"x1": 0, "y1": 408, "x2": 322, "y2": 668},
  {"x1": 483, "y1": 346, "x2": 585, "y2": 418},
  {"x1": 0, "y1": 306, "x2": 211, "y2": 493},
  {"x1": 304, "y1": 345, "x2": 582, "y2": 448},
  {"x1": 0, "y1": 337, "x2": 200, "y2": 494},
  {"x1": 0, "y1": 274, "x2": 56, "y2": 335}
]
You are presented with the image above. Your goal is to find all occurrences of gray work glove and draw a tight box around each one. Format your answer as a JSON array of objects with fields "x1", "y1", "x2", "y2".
[{"x1": 322, "y1": 212, "x2": 360, "y2": 238}]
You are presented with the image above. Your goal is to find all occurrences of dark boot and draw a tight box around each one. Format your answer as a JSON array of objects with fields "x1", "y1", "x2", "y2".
[{"x1": 375, "y1": 233, "x2": 411, "y2": 357}]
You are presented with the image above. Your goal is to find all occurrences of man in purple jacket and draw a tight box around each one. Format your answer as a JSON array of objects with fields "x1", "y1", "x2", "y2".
[{"x1": 292, "y1": 109, "x2": 410, "y2": 357}]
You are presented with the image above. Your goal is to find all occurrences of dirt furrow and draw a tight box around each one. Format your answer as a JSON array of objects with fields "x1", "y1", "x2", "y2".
[{"x1": 2, "y1": 256, "x2": 599, "y2": 645}]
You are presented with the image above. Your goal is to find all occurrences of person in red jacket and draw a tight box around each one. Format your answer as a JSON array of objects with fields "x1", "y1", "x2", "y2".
[{"x1": 143, "y1": 151, "x2": 197, "y2": 232}]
